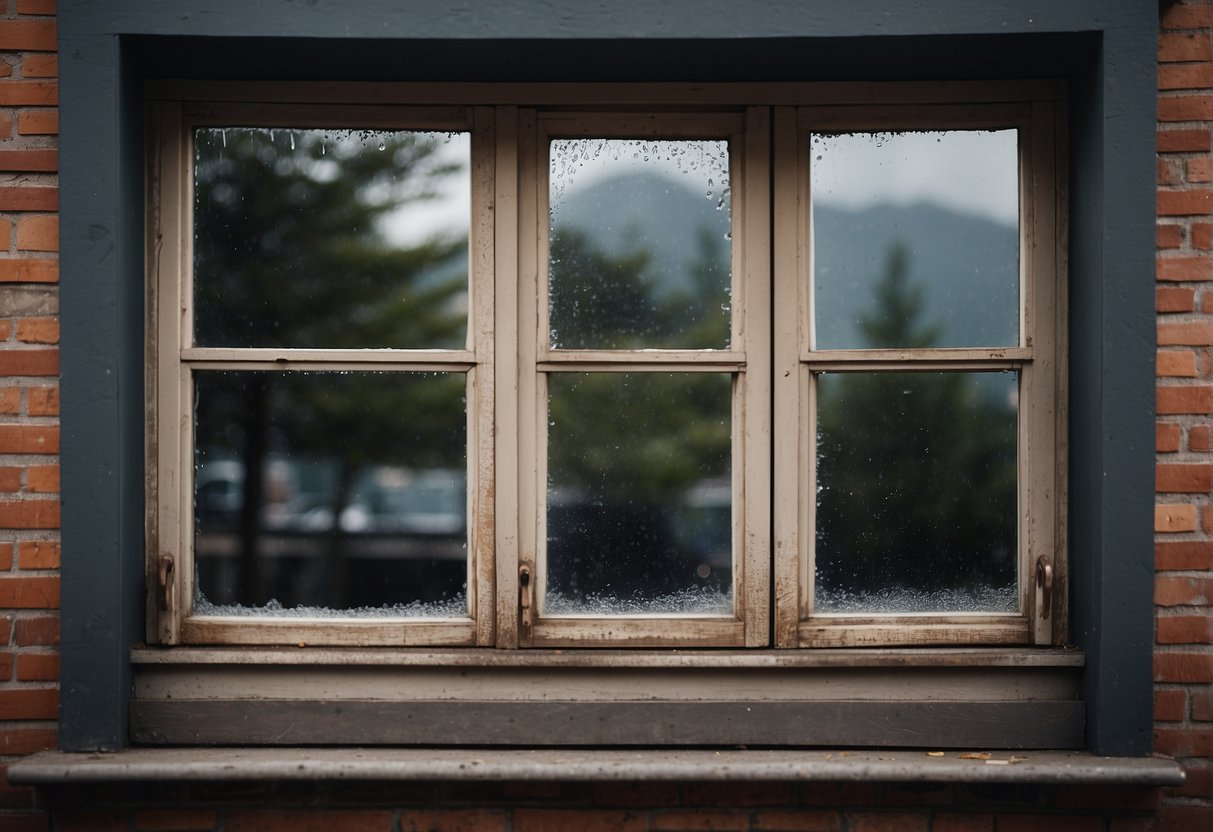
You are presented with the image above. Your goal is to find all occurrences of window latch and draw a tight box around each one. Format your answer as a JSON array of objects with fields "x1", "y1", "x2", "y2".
[
  {"x1": 519, "y1": 564, "x2": 532, "y2": 613},
  {"x1": 1035, "y1": 555, "x2": 1053, "y2": 621},
  {"x1": 158, "y1": 553, "x2": 175, "y2": 611}
]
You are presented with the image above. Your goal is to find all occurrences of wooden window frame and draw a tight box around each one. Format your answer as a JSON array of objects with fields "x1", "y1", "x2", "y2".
[{"x1": 146, "y1": 81, "x2": 1066, "y2": 656}]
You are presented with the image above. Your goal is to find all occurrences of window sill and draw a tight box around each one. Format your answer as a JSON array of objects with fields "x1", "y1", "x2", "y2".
[{"x1": 9, "y1": 748, "x2": 1185, "y2": 787}]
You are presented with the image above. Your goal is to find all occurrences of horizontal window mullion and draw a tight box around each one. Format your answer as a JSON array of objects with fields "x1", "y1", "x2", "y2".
[{"x1": 538, "y1": 350, "x2": 746, "y2": 373}]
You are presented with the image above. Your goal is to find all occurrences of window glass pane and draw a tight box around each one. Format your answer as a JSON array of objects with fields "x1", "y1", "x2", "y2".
[
  {"x1": 194, "y1": 128, "x2": 470, "y2": 349},
  {"x1": 193, "y1": 370, "x2": 468, "y2": 617},
  {"x1": 814, "y1": 371, "x2": 1018, "y2": 614},
  {"x1": 549, "y1": 139, "x2": 732, "y2": 350},
  {"x1": 811, "y1": 130, "x2": 1018, "y2": 350},
  {"x1": 545, "y1": 372, "x2": 733, "y2": 615}
]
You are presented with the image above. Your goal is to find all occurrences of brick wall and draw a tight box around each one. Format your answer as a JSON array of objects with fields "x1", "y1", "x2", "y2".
[
  {"x1": 1154, "y1": 2, "x2": 1213, "y2": 829},
  {"x1": 0, "y1": 1, "x2": 1208, "y2": 830}
]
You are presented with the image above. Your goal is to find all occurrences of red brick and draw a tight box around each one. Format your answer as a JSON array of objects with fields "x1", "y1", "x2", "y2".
[
  {"x1": 1162, "y1": 2, "x2": 1213, "y2": 29},
  {"x1": 1157, "y1": 255, "x2": 1213, "y2": 280},
  {"x1": 1159, "y1": 155, "x2": 1185, "y2": 186},
  {"x1": 1157, "y1": 351, "x2": 1199, "y2": 377},
  {"x1": 15, "y1": 0, "x2": 57, "y2": 14},
  {"x1": 0, "y1": 541, "x2": 10, "y2": 568},
  {"x1": 930, "y1": 815, "x2": 992, "y2": 832},
  {"x1": 1158, "y1": 189, "x2": 1213, "y2": 216},
  {"x1": 1156, "y1": 462, "x2": 1213, "y2": 491},
  {"x1": 1156, "y1": 576, "x2": 1213, "y2": 606},
  {"x1": 1155, "y1": 726, "x2": 1213, "y2": 757},
  {"x1": 26, "y1": 464, "x2": 58, "y2": 493},
  {"x1": 0, "y1": 186, "x2": 57, "y2": 211},
  {"x1": 1160, "y1": 32, "x2": 1213, "y2": 63},
  {"x1": 994, "y1": 817, "x2": 1099, "y2": 832},
  {"x1": 0, "y1": 217, "x2": 12, "y2": 243},
  {"x1": 0, "y1": 259, "x2": 57, "y2": 283},
  {"x1": 1158, "y1": 614, "x2": 1213, "y2": 644},
  {"x1": 20, "y1": 55, "x2": 56, "y2": 78},
  {"x1": 1157, "y1": 286, "x2": 1194, "y2": 311},
  {"x1": 1154, "y1": 651, "x2": 1213, "y2": 683},
  {"x1": 1157, "y1": 807, "x2": 1213, "y2": 832},
  {"x1": 0, "y1": 429, "x2": 57, "y2": 456},
  {"x1": 134, "y1": 810, "x2": 220, "y2": 832},
  {"x1": 1193, "y1": 686, "x2": 1213, "y2": 721},
  {"x1": 26, "y1": 386, "x2": 58, "y2": 416},
  {"x1": 0, "y1": 814, "x2": 50, "y2": 832},
  {"x1": 1157, "y1": 224, "x2": 1186, "y2": 250},
  {"x1": 753, "y1": 812, "x2": 840, "y2": 831},
  {"x1": 1157, "y1": 422, "x2": 1182, "y2": 452},
  {"x1": 16, "y1": 319, "x2": 58, "y2": 344},
  {"x1": 0, "y1": 576, "x2": 58, "y2": 608},
  {"x1": 14, "y1": 615, "x2": 59, "y2": 645},
  {"x1": 683, "y1": 782, "x2": 792, "y2": 806},
  {"x1": 0, "y1": 651, "x2": 11, "y2": 677},
  {"x1": 0, "y1": 81, "x2": 56, "y2": 106},
  {"x1": 1196, "y1": 222, "x2": 1213, "y2": 250},
  {"x1": 1191, "y1": 157, "x2": 1213, "y2": 184},
  {"x1": 652, "y1": 812, "x2": 750, "y2": 831},
  {"x1": 1173, "y1": 760, "x2": 1212, "y2": 798},
  {"x1": 1156, "y1": 540, "x2": 1213, "y2": 569},
  {"x1": 1160, "y1": 61, "x2": 1213, "y2": 90},
  {"x1": 0, "y1": 467, "x2": 23, "y2": 493},
  {"x1": 0, "y1": 111, "x2": 12, "y2": 139},
  {"x1": 1149, "y1": 388, "x2": 1208, "y2": 417},
  {"x1": 514, "y1": 810, "x2": 646, "y2": 832},
  {"x1": 1154, "y1": 688, "x2": 1187, "y2": 721},
  {"x1": 592, "y1": 782, "x2": 681, "y2": 806},
  {"x1": 0, "y1": 21, "x2": 56, "y2": 51},
  {"x1": 1160, "y1": 93, "x2": 1213, "y2": 122},
  {"x1": 227, "y1": 812, "x2": 397, "y2": 832},
  {"x1": 15, "y1": 215, "x2": 56, "y2": 251},
  {"x1": 0, "y1": 688, "x2": 58, "y2": 719},
  {"x1": 0, "y1": 727, "x2": 56, "y2": 755},
  {"x1": 17, "y1": 110, "x2": 56, "y2": 136},
  {"x1": 0, "y1": 388, "x2": 21, "y2": 414},
  {"x1": 1158, "y1": 321, "x2": 1213, "y2": 345},
  {"x1": 0, "y1": 500, "x2": 59, "y2": 528},
  {"x1": 0, "y1": 349, "x2": 58, "y2": 376},
  {"x1": 0, "y1": 150, "x2": 56, "y2": 173},
  {"x1": 842, "y1": 813, "x2": 929, "y2": 832},
  {"x1": 396, "y1": 811, "x2": 508, "y2": 832},
  {"x1": 1158, "y1": 128, "x2": 1213, "y2": 152},
  {"x1": 15, "y1": 652, "x2": 57, "y2": 681}
]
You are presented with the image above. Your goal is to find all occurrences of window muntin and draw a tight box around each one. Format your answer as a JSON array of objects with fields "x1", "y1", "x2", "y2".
[{"x1": 150, "y1": 93, "x2": 1061, "y2": 652}]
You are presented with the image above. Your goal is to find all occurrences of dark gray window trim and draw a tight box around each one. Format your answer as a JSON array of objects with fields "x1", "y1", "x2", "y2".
[{"x1": 58, "y1": 0, "x2": 1158, "y2": 755}]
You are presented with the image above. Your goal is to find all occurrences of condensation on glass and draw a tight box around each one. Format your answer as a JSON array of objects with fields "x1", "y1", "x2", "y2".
[
  {"x1": 813, "y1": 371, "x2": 1019, "y2": 615},
  {"x1": 193, "y1": 127, "x2": 471, "y2": 350},
  {"x1": 548, "y1": 138, "x2": 732, "y2": 350},
  {"x1": 810, "y1": 130, "x2": 1019, "y2": 350},
  {"x1": 192, "y1": 371, "x2": 468, "y2": 618},
  {"x1": 544, "y1": 372, "x2": 733, "y2": 616}
]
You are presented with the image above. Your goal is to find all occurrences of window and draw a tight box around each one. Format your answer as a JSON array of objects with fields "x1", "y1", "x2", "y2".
[
  {"x1": 148, "y1": 86, "x2": 1065, "y2": 654},
  {"x1": 135, "y1": 81, "x2": 1082, "y2": 747}
]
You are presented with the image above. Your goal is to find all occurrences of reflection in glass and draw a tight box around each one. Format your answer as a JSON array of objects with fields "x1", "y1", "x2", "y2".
[
  {"x1": 814, "y1": 371, "x2": 1018, "y2": 614},
  {"x1": 811, "y1": 130, "x2": 1019, "y2": 349},
  {"x1": 549, "y1": 139, "x2": 731, "y2": 350},
  {"x1": 193, "y1": 371, "x2": 467, "y2": 617},
  {"x1": 194, "y1": 128, "x2": 470, "y2": 349},
  {"x1": 545, "y1": 372, "x2": 733, "y2": 615}
]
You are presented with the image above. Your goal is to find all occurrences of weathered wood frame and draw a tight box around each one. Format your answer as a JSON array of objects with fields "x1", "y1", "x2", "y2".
[
  {"x1": 147, "y1": 103, "x2": 498, "y2": 647},
  {"x1": 772, "y1": 102, "x2": 1067, "y2": 648}
]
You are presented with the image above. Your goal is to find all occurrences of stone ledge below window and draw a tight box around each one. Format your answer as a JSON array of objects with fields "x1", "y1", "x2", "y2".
[{"x1": 8, "y1": 749, "x2": 1186, "y2": 787}]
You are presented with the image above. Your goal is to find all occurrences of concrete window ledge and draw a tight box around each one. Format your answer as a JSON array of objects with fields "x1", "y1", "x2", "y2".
[{"x1": 8, "y1": 749, "x2": 1185, "y2": 787}]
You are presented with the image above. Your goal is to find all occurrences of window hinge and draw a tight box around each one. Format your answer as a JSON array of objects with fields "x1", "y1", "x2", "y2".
[{"x1": 158, "y1": 553, "x2": 175, "y2": 611}]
